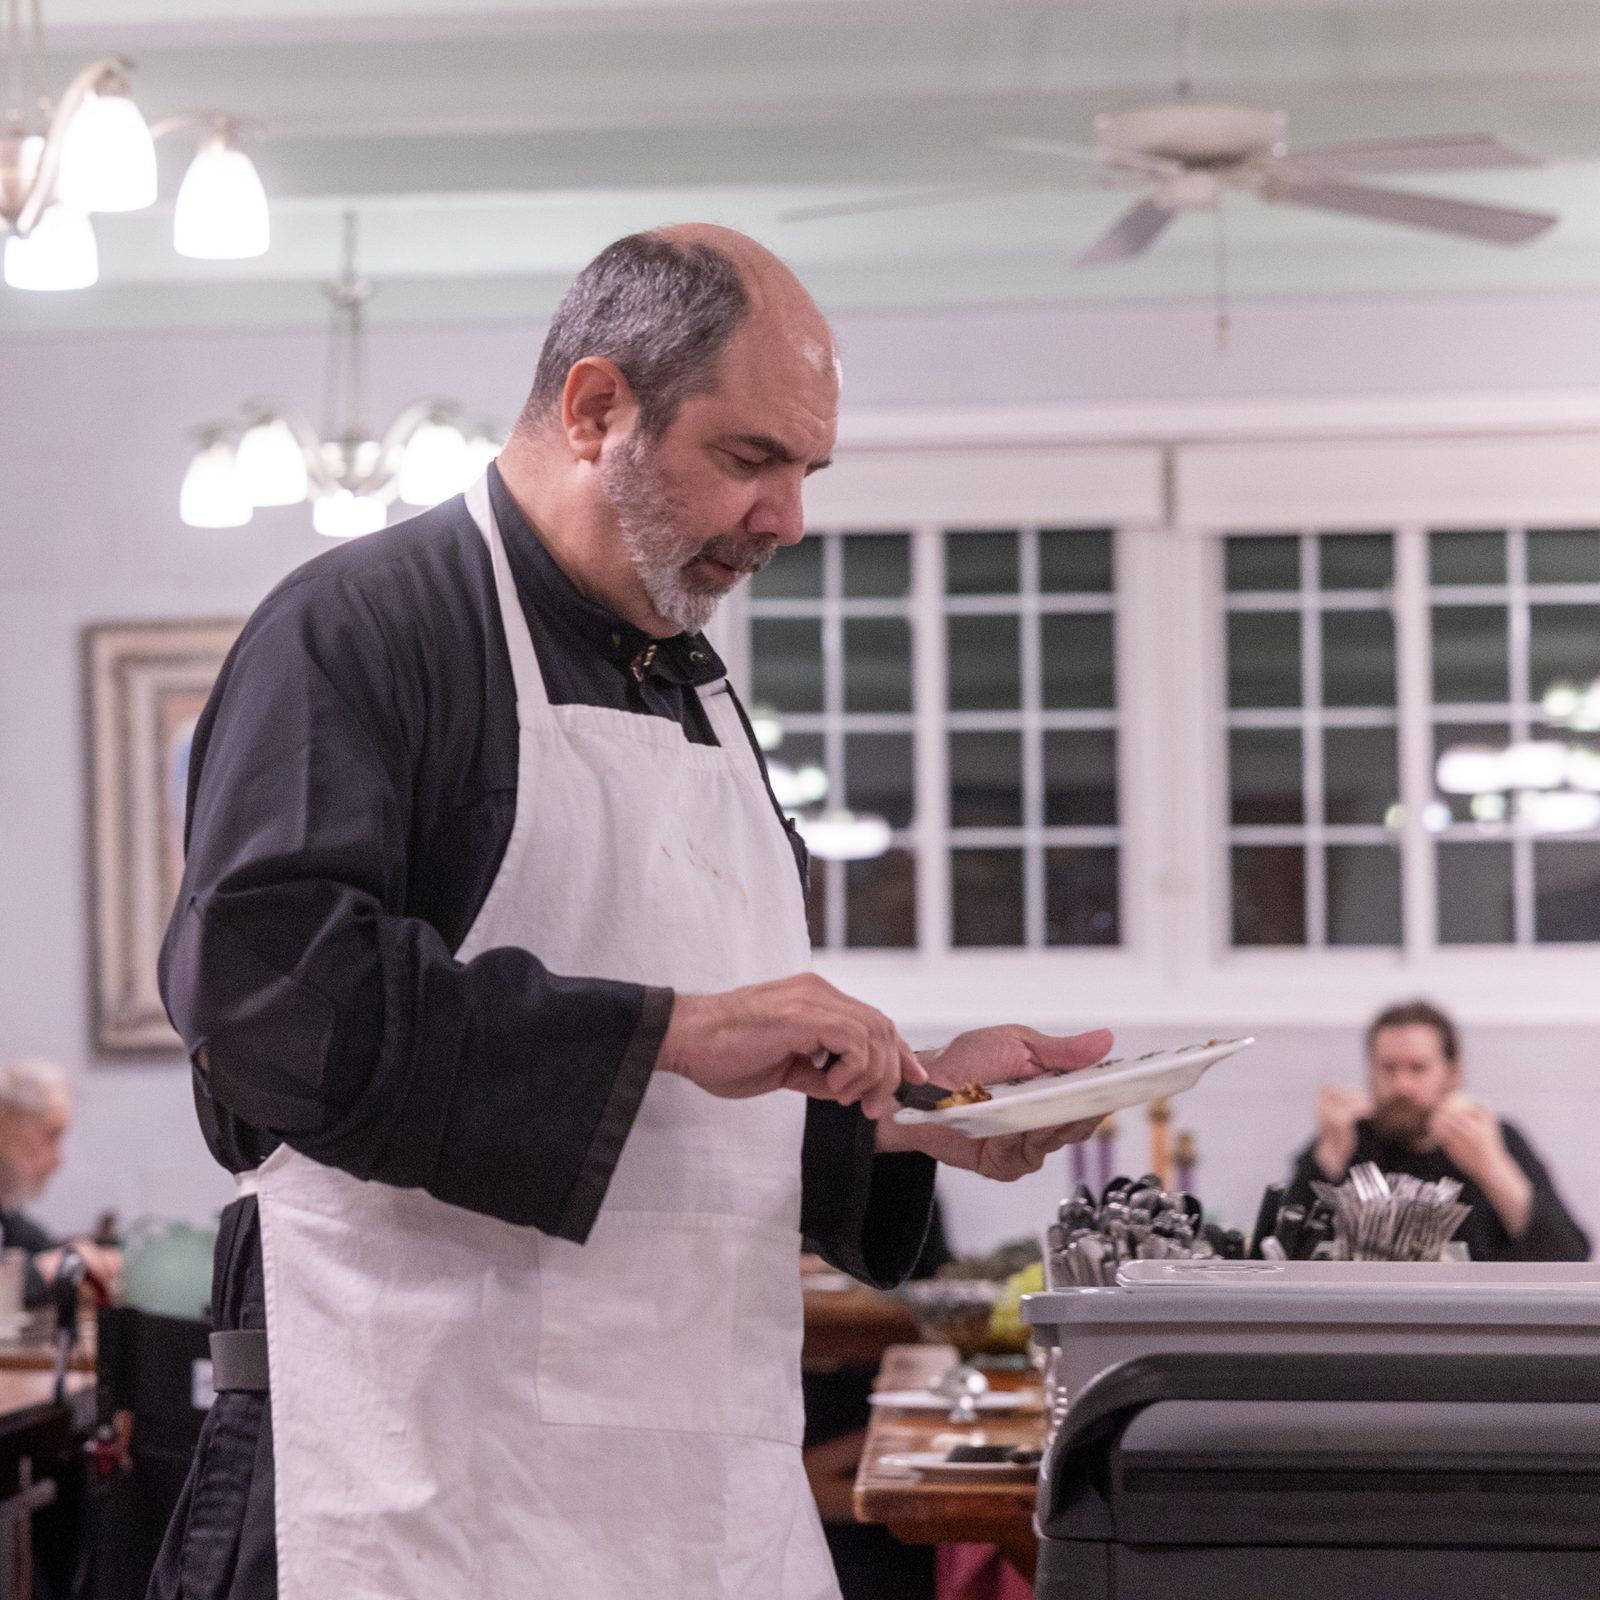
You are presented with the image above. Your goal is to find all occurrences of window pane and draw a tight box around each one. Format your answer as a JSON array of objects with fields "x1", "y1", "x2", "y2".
[
  {"x1": 1430, "y1": 529, "x2": 1506, "y2": 586},
  {"x1": 1534, "y1": 843, "x2": 1600, "y2": 943},
  {"x1": 1226, "y1": 536, "x2": 1299, "y2": 592},
  {"x1": 844, "y1": 733, "x2": 914, "y2": 828},
  {"x1": 1432, "y1": 722, "x2": 1509, "y2": 823},
  {"x1": 843, "y1": 617, "x2": 912, "y2": 713},
  {"x1": 1327, "y1": 844, "x2": 1401, "y2": 945},
  {"x1": 952, "y1": 849, "x2": 1024, "y2": 946},
  {"x1": 948, "y1": 615, "x2": 1021, "y2": 710},
  {"x1": 752, "y1": 618, "x2": 823, "y2": 712},
  {"x1": 752, "y1": 536, "x2": 823, "y2": 598},
  {"x1": 842, "y1": 532, "x2": 910, "y2": 598},
  {"x1": 1528, "y1": 528, "x2": 1600, "y2": 586},
  {"x1": 1231, "y1": 846, "x2": 1306, "y2": 945},
  {"x1": 1322, "y1": 609, "x2": 1396, "y2": 707},
  {"x1": 847, "y1": 849, "x2": 917, "y2": 947},
  {"x1": 946, "y1": 530, "x2": 1018, "y2": 595},
  {"x1": 1039, "y1": 528, "x2": 1113, "y2": 593},
  {"x1": 1043, "y1": 730, "x2": 1118, "y2": 826},
  {"x1": 1431, "y1": 606, "x2": 1508, "y2": 704},
  {"x1": 1324, "y1": 727, "x2": 1399, "y2": 825},
  {"x1": 1529, "y1": 605, "x2": 1600, "y2": 705},
  {"x1": 1438, "y1": 842, "x2": 1514, "y2": 943},
  {"x1": 1227, "y1": 612, "x2": 1302, "y2": 708},
  {"x1": 1040, "y1": 613, "x2": 1116, "y2": 710},
  {"x1": 1045, "y1": 847, "x2": 1119, "y2": 945},
  {"x1": 1229, "y1": 729, "x2": 1303, "y2": 826},
  {"x1": 1319, "y1": 533, "x2": 1393, "y2": 591},
  {"x1": 950, "y1": 731, "x2": 1022, "y2": 827}
]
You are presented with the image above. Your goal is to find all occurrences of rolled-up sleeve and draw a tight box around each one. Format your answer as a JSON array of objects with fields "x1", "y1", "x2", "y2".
[{"x1": 160, "y1": 573, "x2": 664, "y2": 1242}]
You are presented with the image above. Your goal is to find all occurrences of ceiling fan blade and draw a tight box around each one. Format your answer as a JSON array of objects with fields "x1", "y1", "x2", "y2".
[
  {"x1": 1073, "y1": 198, "x2": 1175, "y2": 268},
  {"x1": 991, "y1": 135, "x2": 1181, "y2": 180},
  {"x1": 781, "y1": 183, "x2": 1038, "y2": 224},
  {"x1": 1278, "y1": 133, "x2": 1543, "y2": 178},
  {"x1": 1265, "y1": 175, "x2": 1557, "y2": 245}
]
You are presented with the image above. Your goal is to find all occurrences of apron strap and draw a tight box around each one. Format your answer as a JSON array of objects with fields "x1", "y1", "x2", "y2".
[{"x1": 464, "y1": 470, "x2": 553, "y2": 719}]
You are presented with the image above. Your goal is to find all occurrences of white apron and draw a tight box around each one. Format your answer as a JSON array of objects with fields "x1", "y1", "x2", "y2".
[{"x1": 244, "y1": 474, "x2": 839, "y2": 1600}]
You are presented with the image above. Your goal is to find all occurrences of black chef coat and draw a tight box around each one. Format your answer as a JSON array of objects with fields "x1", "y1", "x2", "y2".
[
  {"x1": 1285, "y1": 1118, "x2": 1590, "y2": 1263},
  {"x1": 147, "y1": 467, "x2": 936, "y2": 1600}
]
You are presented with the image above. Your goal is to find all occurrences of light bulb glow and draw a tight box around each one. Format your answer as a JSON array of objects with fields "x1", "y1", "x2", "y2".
[
  {"x1": 464, "y1": 431, "x2": 500, "y2": 478},
  {"x1": 179, "y1": 438, "x2": 252, "y2": 528},
  {"x1": 1517, "y1": 790, "x2": 1600, "y2": 835},
  {"x1": 397, "y1": 420, "x2": 469, "y2": 507},
  {"x1": 1503, "y1": 740, "x2": 1568, "y2": 792},
  {"x1": 794, "y1": 809, "x2": 892, "y2": 862},
  {"x1": 57, "y1": 88, "x2": 158, "y2": 213},
  {"x1": 4, "y1": 206, "x2": 98, "y2": 290},
  {"x1": 1436, "y1": 744, "x2": 1506, "y2": 796},
  {"x1": 313, "y1": 490, "x2": 387, "y2": 539},
  {"x1": 174, "y1": 138, "x2": 269, "y2": 260},
  {"x1": 235, "y1": 418, "x2": 308, "y2": 506}
]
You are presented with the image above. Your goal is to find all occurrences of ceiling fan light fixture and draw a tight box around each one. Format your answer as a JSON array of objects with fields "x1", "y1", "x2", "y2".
[
  {"x1": 180, "y1": 435, "x2": 253, "y2": 528},
  {"x1": 3, "y1": 204, "x2": 97, "y2": 290},
  {"x1": 57, "y1": 80, "x2": 158, "y2": 213},
  {"x1": 174, "y1": 132, "x2": 270, "y2": 260},
  {"x1": 397, "y1": 418, "x2": 469, "y2": 507},
  {"x1": 235, "y1": 415, "x2": 308, "y2": 506}
]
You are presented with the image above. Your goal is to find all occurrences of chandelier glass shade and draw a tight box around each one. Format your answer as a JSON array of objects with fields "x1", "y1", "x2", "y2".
[
  {"x1": 183, "y1": 214, "x2": 501, "y2": 538},
  {"x1": 1, "y1": 0, "x2": 269, "y2": 290}
]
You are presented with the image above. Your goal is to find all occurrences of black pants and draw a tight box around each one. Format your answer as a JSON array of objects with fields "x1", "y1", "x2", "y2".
[{"x1": 146, "y1": 1199, "x2": 276, "y2": 1600}]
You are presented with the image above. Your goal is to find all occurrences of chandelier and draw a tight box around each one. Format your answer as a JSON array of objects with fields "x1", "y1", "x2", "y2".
[
  {"x1": 0, "y1": 0, "x2": 269, "y2": 290},
  {"x1": 181, "y1": 212, "x2": 500, "y2": 538}
]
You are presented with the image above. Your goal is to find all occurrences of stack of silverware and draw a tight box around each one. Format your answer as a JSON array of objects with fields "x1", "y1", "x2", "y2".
[
  {"x1": 1311, "y1": 1162, "x2": 1473, "y2": 1262},
  {"x1": 1046, "y1": 1176, "x2": 1244, "y2": 1288}
]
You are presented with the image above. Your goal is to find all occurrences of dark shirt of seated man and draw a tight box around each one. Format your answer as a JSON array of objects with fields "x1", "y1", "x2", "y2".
[{"x1": 1283, "y1": 999, "x2": 1590, "y2": 1264}]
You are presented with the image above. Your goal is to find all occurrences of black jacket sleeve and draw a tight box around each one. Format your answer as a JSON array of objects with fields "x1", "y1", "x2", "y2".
[
  {"x1": 1498, "y1": 1122, "x2": 1591, "y2": 1262},
  {"x1": 160, "y1": 572, "x2": 662, "y2": 1243},
  {"x1": 800, "y1": 1101, "x2": 938, "y2": 1289}
]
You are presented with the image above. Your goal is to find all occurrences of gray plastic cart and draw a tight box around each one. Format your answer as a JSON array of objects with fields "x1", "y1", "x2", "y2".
[{"x1": 1023, "y1": 1261, "x2": 1600, "y2": 1599}]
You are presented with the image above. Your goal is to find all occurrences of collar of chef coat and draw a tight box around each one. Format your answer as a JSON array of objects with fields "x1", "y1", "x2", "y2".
[{"x1": 487, "y1": 461, "x2": 728, "y2": 690}]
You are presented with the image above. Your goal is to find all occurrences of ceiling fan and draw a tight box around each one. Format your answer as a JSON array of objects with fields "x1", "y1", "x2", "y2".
[
  {"x1": 783, "y1": 3, "x2": 1556, "y2": 269},
  {"x1": 784, "y1": 103, "x2": 1557, "y2": 266}
]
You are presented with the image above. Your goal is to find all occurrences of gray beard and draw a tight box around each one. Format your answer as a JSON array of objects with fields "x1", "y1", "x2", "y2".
[{"x1": 600, "y1": 433, "x2": 775, "y2": 634}]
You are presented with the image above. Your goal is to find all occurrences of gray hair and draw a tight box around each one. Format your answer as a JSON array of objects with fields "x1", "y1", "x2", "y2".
[
  {"x1": 521, "y1": 233, "x2": 751, "y2": 440},
  {"x1": 0, "y1": 1059, "x2": 69, "y2": 1118}
]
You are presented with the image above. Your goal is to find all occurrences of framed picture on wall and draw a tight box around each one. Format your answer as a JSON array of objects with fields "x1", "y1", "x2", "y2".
[{"x1": 84, "y1": 619, "x2": 241, "y2": 1052}]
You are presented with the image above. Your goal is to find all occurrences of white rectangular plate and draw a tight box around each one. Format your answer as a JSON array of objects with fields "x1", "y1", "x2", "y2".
[
  {"x1": 880, "y1": 1451, "x2": 1038, "y2": 1483},
  {"x1": 892, "y1": 1037, "x2": 1254, "y2": 1137},
  {"x1": 868, "y1": 1389, "x2": 1044, "y2": 1413}
]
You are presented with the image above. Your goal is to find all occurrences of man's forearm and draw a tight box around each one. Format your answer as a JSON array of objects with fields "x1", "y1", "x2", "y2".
[{"x1": 1476, "y1": 1157, "x2": 1535, "y2": 1239}]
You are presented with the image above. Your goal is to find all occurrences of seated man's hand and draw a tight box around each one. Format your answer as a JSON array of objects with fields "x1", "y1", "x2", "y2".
[
  {"x1": 33, "y1": 1240, "x2": 121, "y2": 1295},
  {"x1": 876, "y1": 1024, "x2": 1113, "y2": 1180},
  {"x1": 1314, "y1": 1085, "x2": 1372, "y2": 1180}
]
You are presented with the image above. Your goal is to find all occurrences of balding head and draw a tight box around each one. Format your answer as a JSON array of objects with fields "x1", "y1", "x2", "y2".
[{"x1": 518, "y1": 226, "x2": 835, "y2": 442}]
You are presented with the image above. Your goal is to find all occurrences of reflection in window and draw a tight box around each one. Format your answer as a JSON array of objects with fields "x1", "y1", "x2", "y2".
[{"x1": 1428, "y1": 527, "x2": 1600, "y2": 947}]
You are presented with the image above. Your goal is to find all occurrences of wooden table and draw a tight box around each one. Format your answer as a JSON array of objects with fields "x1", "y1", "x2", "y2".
[
  {"x1": 802, "y1": 1281, "x2": 919, "y2": 1372},
  {"x1": 853, "y1": 1343, "x2": 1044, "y2": 1583},
  {"x1": 0, "y1": 1369, "x2": 93, "y2": 1600}
]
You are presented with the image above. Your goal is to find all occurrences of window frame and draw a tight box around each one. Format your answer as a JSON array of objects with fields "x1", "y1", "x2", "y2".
[{"x1": 713, "y1": 414, "x2": 1600, "y2": 1031}]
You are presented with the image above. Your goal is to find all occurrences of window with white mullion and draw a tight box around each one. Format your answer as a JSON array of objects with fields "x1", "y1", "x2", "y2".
[
  {"x1": 1505, "y1": 525, "x2": 1539, "y2": 945},
  {"x1": 1019, "y1": 525, "x2": 1047, "y2": 948},
  {"x1": 819, "y1": 535, "x2": 848, "y2": 951},
  {"x1": 1224, "y1": 527, "x2": 1402, "y2": 948},
  {"x1": 1300, "y1": 531, "x2": 1330, "y2": 950},
  {"x1": 911, "y1": 521, "x2": 951, "y2": 958}
]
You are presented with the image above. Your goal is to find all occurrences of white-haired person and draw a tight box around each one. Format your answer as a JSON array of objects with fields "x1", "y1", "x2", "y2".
[{"x1": 0, "y1": 1058, "x2": 119, "y2": 1298}]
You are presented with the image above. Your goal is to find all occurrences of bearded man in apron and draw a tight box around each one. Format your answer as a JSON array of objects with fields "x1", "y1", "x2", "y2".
[{"x1": 150, "y1": 224, "x2": 1112, "y2": 1600}]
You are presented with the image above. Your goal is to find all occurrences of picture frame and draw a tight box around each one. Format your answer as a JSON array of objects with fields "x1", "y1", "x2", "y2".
[{"x1": 84, "y1": 619, "x2": 242, "y2": 1053}]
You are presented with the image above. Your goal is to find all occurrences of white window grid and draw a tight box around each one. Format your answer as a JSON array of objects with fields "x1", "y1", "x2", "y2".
[
  {"x1": 747, "y1": 523, "x2": 1124, "y2": 953},
  {"x1": 1222, "y1": 531, "x2": 1399, "y2": 948},
  {"x1": 1428, "y1": 524, "x2": 1600, "y2": 945},
  {"x1": 1219, "y1": 524, "x2": 1600, "y2": 954}
]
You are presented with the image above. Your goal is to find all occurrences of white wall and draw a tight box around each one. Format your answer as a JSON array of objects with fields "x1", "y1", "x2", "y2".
[{"x1": 1, "y1": 290, "x2": 1598, "y2": 1251}]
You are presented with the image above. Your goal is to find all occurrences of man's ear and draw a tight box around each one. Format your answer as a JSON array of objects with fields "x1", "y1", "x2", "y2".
[{"x1": 562, "y1": 357, "x2": 636, "y2": 464}]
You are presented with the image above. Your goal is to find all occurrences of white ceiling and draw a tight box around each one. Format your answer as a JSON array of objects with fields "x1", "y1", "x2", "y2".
[{"x1": 7, "y1": 0, "x2": 1600, "y2": 333}]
